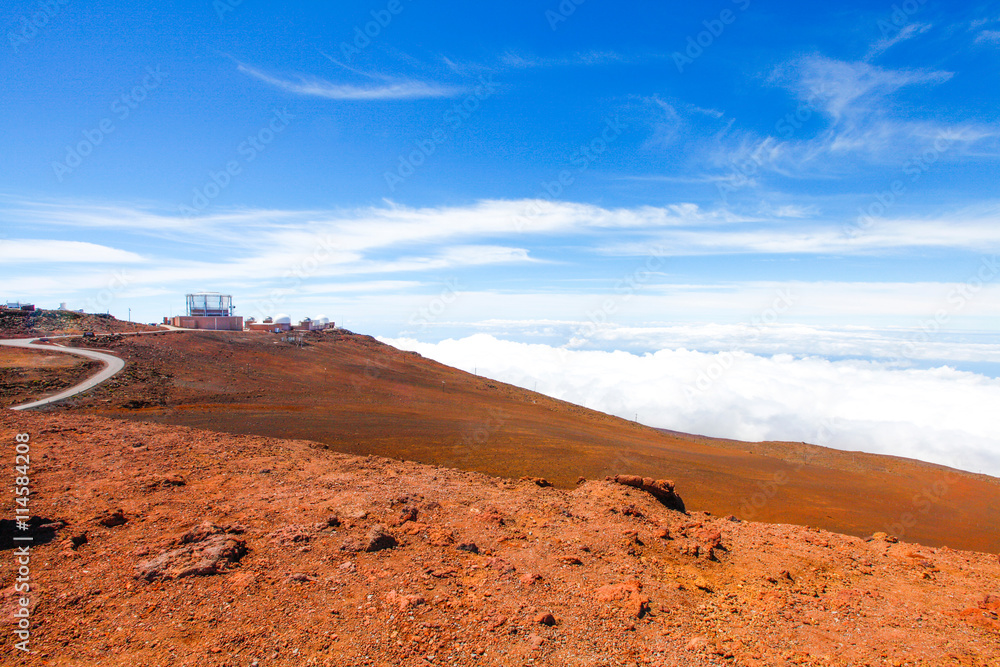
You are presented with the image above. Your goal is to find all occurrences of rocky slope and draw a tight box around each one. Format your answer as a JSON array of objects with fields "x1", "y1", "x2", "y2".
[
  {"x1": 1, "y1": 410, "x2": 998, "y2": 666},
  {"x1": 33, "y1": 329, "x2": 1000, "y2": 553},
  {"x1": 0, "y1": 309, "x2": 158, "y2": 338}
]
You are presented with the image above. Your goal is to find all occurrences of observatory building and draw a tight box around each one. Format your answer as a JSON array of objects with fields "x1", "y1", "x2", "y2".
[
  {"x1": 246, "y1": 313, "x2": 334, "y2": 333},
  {"x1": 169, "y1": 293, "x2": 243, "y2": 330}
]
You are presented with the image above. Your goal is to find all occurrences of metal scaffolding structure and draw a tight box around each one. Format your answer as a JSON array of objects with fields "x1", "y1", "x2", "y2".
[{"x1": 186, "y1": 293, "x2": 233, "y2": 317}]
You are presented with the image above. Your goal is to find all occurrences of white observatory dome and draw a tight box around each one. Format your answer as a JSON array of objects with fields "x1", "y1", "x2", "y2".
[
  {"x1": 273, "y1": 314, "x2": 292, "y2": 325},
  {"x1": 314, "y1": 315, "x2": 329, "y2": 325}
]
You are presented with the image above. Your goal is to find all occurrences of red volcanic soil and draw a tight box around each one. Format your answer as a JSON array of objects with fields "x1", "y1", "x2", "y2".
[
  {"x1": 2, "y1": 410, "x2": 999, "y2": 666},
  {"x1": 0, "y1": 309, "x2": 159, "y2": 338},
  {"x1": 29, "y1": 329, "x2": 1000, "y2": 554}
]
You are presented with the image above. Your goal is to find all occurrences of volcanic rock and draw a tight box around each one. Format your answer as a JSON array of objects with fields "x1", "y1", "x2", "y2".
[
  {"x1": 97, "y1": 509, "x2": 127, "y2": 527},
  {"x1": 605, "y1": 474, "x2": 686, "y2": 512},
  {"x1": 135, "y1": 525, "x2": 247, "y2": 582},
  {"x1": 365, "y1": 525, "x2": 398, "y2": 552}
]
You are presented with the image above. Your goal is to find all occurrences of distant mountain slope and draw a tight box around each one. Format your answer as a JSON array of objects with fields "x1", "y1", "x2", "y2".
[{"x1": 35, "y1": 329, "x2": 1000, "y2": 553}]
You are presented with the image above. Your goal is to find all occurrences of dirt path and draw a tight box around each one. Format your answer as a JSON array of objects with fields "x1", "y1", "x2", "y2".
[{"x1": 0, "y1": 337, "x2": 125, "y2": 410}]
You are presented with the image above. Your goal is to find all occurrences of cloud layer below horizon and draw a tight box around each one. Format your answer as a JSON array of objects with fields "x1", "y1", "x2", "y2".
[{"x1": 383, "y1": 334, "x2": 1000, "y2": 478}]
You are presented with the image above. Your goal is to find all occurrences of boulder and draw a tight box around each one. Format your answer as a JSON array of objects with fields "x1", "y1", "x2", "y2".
[
  {"x1": 136, "y1": 523, "x2": 247, "y2": 582},
  {"x1": 365, "y1": 525, "x2": 398, "y2": 552},
  {"x1": 605, "y1": 475, "x2": 686, "y2": 512}
]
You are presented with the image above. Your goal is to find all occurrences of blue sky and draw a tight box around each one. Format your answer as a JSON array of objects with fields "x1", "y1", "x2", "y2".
[{"x1": 3, "y1": 0, "x2": 1000, "y2": 471}]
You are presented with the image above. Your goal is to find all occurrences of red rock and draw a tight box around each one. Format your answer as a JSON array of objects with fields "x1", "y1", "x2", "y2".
[
  {"x1": 595, "y1": 581, "x2": 642, "y2": 603},
  {"x1": 97, "y1": 509, "x2": 127, "y2": 527},
  {"x1": 135, "y1": 532, "x2": 247, "y2": 581},
  {"x1": 485, "y1": 557, "x2": 515, "y2": 574},
  {"x1": 365, "y1": 525, "x2": 398, "y2": 552},
  {"x1": 396, "y1": 507, "x2": 418, "y2": 525},
  {"x1": 456, "y1": 542, "x2": 479, "y2": 554},
  {"x1": 980, "y1": 594, "x2": 1000, "y2": 613},
  {"x1": 534, "y1": 612, "x2": 556, "y2": 626},
  {"x1": 269, "y1": 525, "x2": 313, "y2": 546},
  {"x1": 696, "y1": 528, "x2": 723, "y2": 550},
  {"x1": 686, "y1": 636, "x2": 709, "y2": 651},
  {"x1": 425, "y1": 528, "x2": 455, "y2": 546},
  {"x1": 399, "y1": 594, "x2": 425, "y2": 611},
  {"x1": 605, "y1": 474, "x2": 685, "y2": 512},
  {"x1": 595, "y1": 581, "x2": 649, "y2": 618},
  {"x1": 519, "y1": 573, "x2": 543, "y2": 586}
]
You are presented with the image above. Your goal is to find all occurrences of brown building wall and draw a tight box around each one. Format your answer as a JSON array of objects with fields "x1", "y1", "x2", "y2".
[
  {"x1": 170, "y1": 316, "x2": 243, "y2": 331},
  {"x1": 246, "y1": 322, "x2": 291, "y2": 332}
]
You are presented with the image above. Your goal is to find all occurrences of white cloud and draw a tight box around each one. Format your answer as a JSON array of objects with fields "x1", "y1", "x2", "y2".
[
  {"x1": 4, "y1": 197, "x2": 999, "y2": 328},
  {"x1": 791, "y1": 55, "x2": 952, "y2": 122},
  {"x1": 383, "y1": 334, "x2": 1000, "y2": 477},
  {"x1": 690, "y1": 55, "x2": 998, "y2": 184},
  {"x1": 237, "y1": 62, "x2": 461, "y2": 100},
  {"x1": 976, "y1": 30, "x2": 1000, "y2": 45},
  {"x1": 865, "y1": 22, "x2": 933, "y2": 60},
  {"x1": 0, "y1": 240, "x2": 146, "y2": 264}
]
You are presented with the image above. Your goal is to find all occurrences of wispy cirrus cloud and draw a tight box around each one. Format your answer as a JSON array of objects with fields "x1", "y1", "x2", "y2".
[
  {"x1": 609, "y1": 206, "x2": 1000, "y2": 256},
  {"x1": 865, "y1": 22, "x2": 933, "y2": 60},
  {"x1": 237, "y1": 62, "x2": 462, "y2": 100},
  {"x1": 443, "y1": 49, "x2": 665, "y2": 75},
  {"x1": 976, "y1": 29, "x2": 1000, "y2": 45},
  {"x1": 787, "y1": 55, "x2": 952, "y2": 122},
  {"x1": 654, "y1": 54, "x2": 997, "y2": 189},
  {"x1": 7, "y1": 197, "x2": 1000, "y2": 262},
  {"x1": 0, "y1": 239, "x2": 147, "y2": 264}
]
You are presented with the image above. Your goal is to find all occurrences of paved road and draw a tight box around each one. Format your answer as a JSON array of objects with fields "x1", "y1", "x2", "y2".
[{"x1": 0, "y1": 337, "x2": 126, "y2": 411}]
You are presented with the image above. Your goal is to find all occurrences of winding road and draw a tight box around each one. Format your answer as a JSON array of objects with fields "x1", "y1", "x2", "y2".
[{"x1": 0, "y1": 337, "x2": 126, "y2": 411}]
